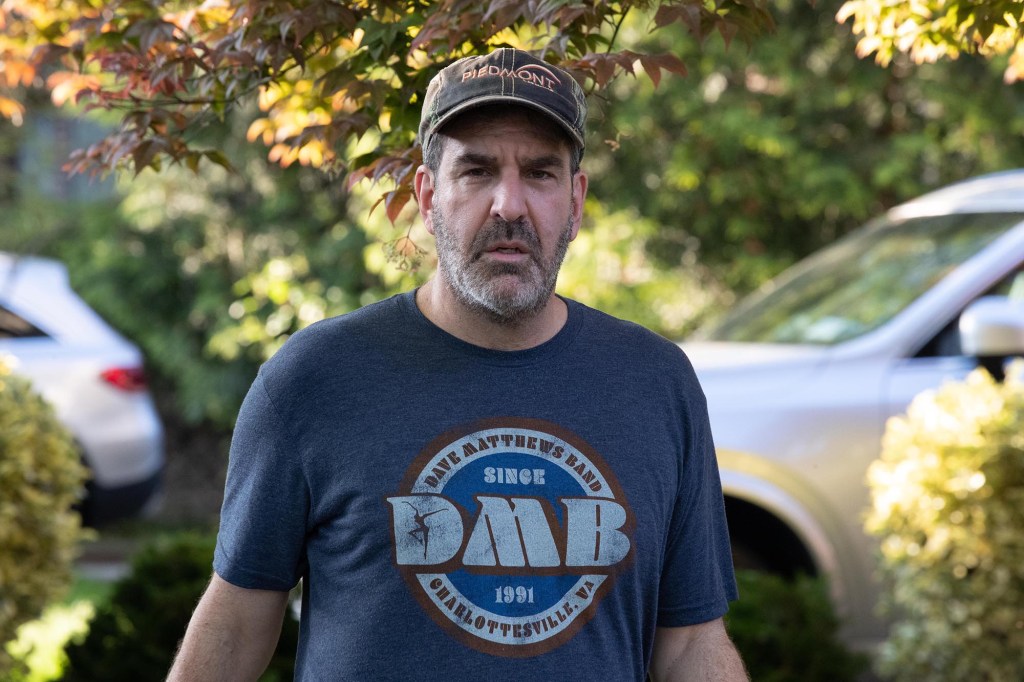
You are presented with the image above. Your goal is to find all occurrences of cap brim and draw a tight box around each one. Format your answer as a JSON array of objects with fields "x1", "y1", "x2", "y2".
[{"x1": 427, "y1": 95, "x2": 585, "y2": 151}]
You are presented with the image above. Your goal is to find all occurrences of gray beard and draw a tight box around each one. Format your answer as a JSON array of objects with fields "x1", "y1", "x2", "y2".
[{"x1": 432, "y1": 208, "x2": 573, "y2": 327}]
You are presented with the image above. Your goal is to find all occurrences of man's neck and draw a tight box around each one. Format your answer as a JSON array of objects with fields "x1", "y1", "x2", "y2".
[{"x1": 415, "y1": 279, "x2": 567, "y2": 351}]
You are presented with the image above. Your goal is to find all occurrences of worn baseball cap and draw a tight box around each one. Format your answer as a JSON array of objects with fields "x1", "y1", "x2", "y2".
[{"x1": 418, "y1": 48, "x2": 587, "y2": 158}]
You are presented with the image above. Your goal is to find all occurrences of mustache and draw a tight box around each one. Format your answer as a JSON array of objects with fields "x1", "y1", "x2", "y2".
[{"x1": 470, "y1": 218, "x2": 540, "y2": 256}]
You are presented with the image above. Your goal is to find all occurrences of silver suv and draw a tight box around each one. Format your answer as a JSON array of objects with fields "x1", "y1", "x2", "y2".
[
  {"x1": 0, "y1": 252, "x2": 164, "y2": 525},
  {"x1": 683, "y1": 170, "x2": 1024, "y2": 648}
]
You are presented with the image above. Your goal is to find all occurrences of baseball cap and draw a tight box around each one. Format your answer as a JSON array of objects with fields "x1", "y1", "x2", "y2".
[{"x1": 418, "y1": 48, "x2": 587, "y2": 158}]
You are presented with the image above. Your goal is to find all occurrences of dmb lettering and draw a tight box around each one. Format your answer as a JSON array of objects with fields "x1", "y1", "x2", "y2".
[{"x1": 387, "y1": 494, "x2": 630, "y2": 570}]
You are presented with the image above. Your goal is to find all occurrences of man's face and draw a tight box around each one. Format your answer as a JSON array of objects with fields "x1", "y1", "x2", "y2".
[{"x1": 417, "y1": 109, "x2": 587, "y2": 325}]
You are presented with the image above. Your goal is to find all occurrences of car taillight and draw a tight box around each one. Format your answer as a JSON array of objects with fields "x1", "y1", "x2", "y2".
[{"x1": 100, "y1": 367, "x2": 148, "y2": 392}]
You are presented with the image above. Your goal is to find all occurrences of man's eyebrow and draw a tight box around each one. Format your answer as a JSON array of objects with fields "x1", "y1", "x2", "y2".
[
  {"x1": 524, "y1": 154, "x2": 566, "y2": 170},
  {"x1": 451, "y1": 151, "x2": 567, "y2": 170},
  {"x1": 452, "y1": 151, "x2": 497, "y2": 167}
]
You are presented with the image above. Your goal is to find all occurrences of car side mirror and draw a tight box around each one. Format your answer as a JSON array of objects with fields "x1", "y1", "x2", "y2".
[{"x1": 959, "y1": 296, "x2": 1024, "y2": 381}]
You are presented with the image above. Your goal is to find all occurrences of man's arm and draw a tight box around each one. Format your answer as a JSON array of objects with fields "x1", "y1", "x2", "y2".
[
  {"x1": 650, "y1": 618, "x2": 749, "y2": 682},
  {"x1": 167, "y1": 573, "x2": 290, "y2": 682}
]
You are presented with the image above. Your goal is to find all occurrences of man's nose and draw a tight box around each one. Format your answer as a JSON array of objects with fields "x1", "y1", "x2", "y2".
[{"x1": 490, "y1": 174, "x2": 528, "y2": 222}]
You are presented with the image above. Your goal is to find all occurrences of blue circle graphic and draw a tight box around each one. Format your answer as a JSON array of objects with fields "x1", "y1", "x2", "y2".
[{"x1": 441, "y1": 452, "x2": 584, "y2": 618}]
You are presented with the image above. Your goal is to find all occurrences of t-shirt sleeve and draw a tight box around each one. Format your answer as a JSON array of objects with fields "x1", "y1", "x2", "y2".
[
  {"x1": 213, "y1": 372, "x2": 309, "y2": 591},
  {"x1": 656, "y1": 364, "x2": 738, "y2": 627}
]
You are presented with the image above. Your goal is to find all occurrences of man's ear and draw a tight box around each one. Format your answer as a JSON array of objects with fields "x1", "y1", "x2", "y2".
[
  {"x1": 569, "y1": 170, "x2": 588, "y2": 242},
  {"x1": 415, "y1": 165, "x2": 436, "y2": 235}
]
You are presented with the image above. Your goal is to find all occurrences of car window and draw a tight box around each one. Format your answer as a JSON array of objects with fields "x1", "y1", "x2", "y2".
[
  {"x1": 698, "y1": 212, "x2": 1023, "y2": 346},
  {"x1": 0, "y1": 304, "x2": 47, "y2": 339}
]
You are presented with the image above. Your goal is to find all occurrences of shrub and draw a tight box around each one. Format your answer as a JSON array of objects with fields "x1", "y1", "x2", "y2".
[
  {"x1": 726, "y1": 570, "x2": 867, "y2": 681},
  {"x1": 865, "y1": 365, "x2": 1024, "y2": 680},
  {"x1": 0, "y1": 358, "x2": 88, "y2": 677},
  {"x1": 60, "y1": 532, "x2": 299, "y2": 681}
]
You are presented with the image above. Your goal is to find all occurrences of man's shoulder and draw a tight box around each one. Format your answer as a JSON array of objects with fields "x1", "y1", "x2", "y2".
[
  {"x1": 566, "y1": 298, "x2": 703, "y2": 394},
  {"x1": 568, "y1": 298, "x2": 685, "y2": 357},
  {"x1": 307, "y1": 292, "x2": 408, "y2": 337},
  {"x1": 261, "y1": 292, "x2": 411, "y2": 378}
]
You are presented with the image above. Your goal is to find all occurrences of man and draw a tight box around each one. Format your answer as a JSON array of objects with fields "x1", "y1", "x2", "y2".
[{"x1": 168, "y1": 48, "x2": 747, "y2": 681}]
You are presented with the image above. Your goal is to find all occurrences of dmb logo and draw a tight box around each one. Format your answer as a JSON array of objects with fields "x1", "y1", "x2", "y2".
[{"x1": 386, "y1": 419, "x2": 634, "y2": 657}]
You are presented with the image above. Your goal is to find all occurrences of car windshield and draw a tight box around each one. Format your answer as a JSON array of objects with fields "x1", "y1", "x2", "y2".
[{"x1": 699, "y1": 212, "x2": 1023, "y2": 345}]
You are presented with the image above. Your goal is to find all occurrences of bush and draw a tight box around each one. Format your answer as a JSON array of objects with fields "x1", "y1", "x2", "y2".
[
  {"x1": 0, "y1": 358, "x2": 88, "y2": 678},
  {"x1": 60, "y1": 532, "x2": 299, "y2": 681},
  {"x1": 726, "y1": 570, "x2": 867, "y2": 681},
  {"x1": 865, "y1": 365, "x2": 1024, "y2": 680}
]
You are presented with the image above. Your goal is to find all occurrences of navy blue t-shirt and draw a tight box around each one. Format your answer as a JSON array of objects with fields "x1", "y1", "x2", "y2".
[{"x1": 214, "y1": 291, "x2": 737, "y2": 681}]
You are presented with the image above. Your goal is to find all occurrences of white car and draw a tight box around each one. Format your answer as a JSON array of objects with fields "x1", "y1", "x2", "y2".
[
  {"x1": 684, "y1": 170, "x2": 1024, "y2": 648},
  {"x1": 0, "y1": 252, "x2": 164, "y2": 525}
]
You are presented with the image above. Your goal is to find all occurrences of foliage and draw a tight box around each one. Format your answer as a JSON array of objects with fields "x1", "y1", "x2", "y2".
[
  {"x1": 558, "y1": 201, "x2": 729, "y2": 337},
  {"x1": 588, "y1": 0, "x2": 1024, "y2": 293},
  {"x1": 0, "y1": 358, "x2": 88, "y2": 678},
  {"x1": 0, "y1": 0, "x2": 777, "y2": 214},
  {"x1": 865, "y1": 365, "x2": 1024, "y2": 680},
  {"x1": 8, "y1": 601, "x2": 93, "y2": 682},
  {"x1": 725, "y1": 570, "x2": 868, "y2": 682},
  {"x1": 839, "y1": 0, "x2": 1024, "y2": 83},
  {"x1": 4, "y1": 107, "x2": 380, "y2": 427},
  {"x1": 60, "y1": 532, "x2": 300, "y2": 682}
]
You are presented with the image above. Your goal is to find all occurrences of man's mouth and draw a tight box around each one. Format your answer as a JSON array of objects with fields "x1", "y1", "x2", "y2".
[{"x1": 481, "y1": 241, "x2": 531, "y2": 261}]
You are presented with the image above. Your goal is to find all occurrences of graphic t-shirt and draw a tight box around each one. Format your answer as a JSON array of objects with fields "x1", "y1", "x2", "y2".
[{"x1": 214, "y1": 291, "x2": 737, "y2": 681}]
